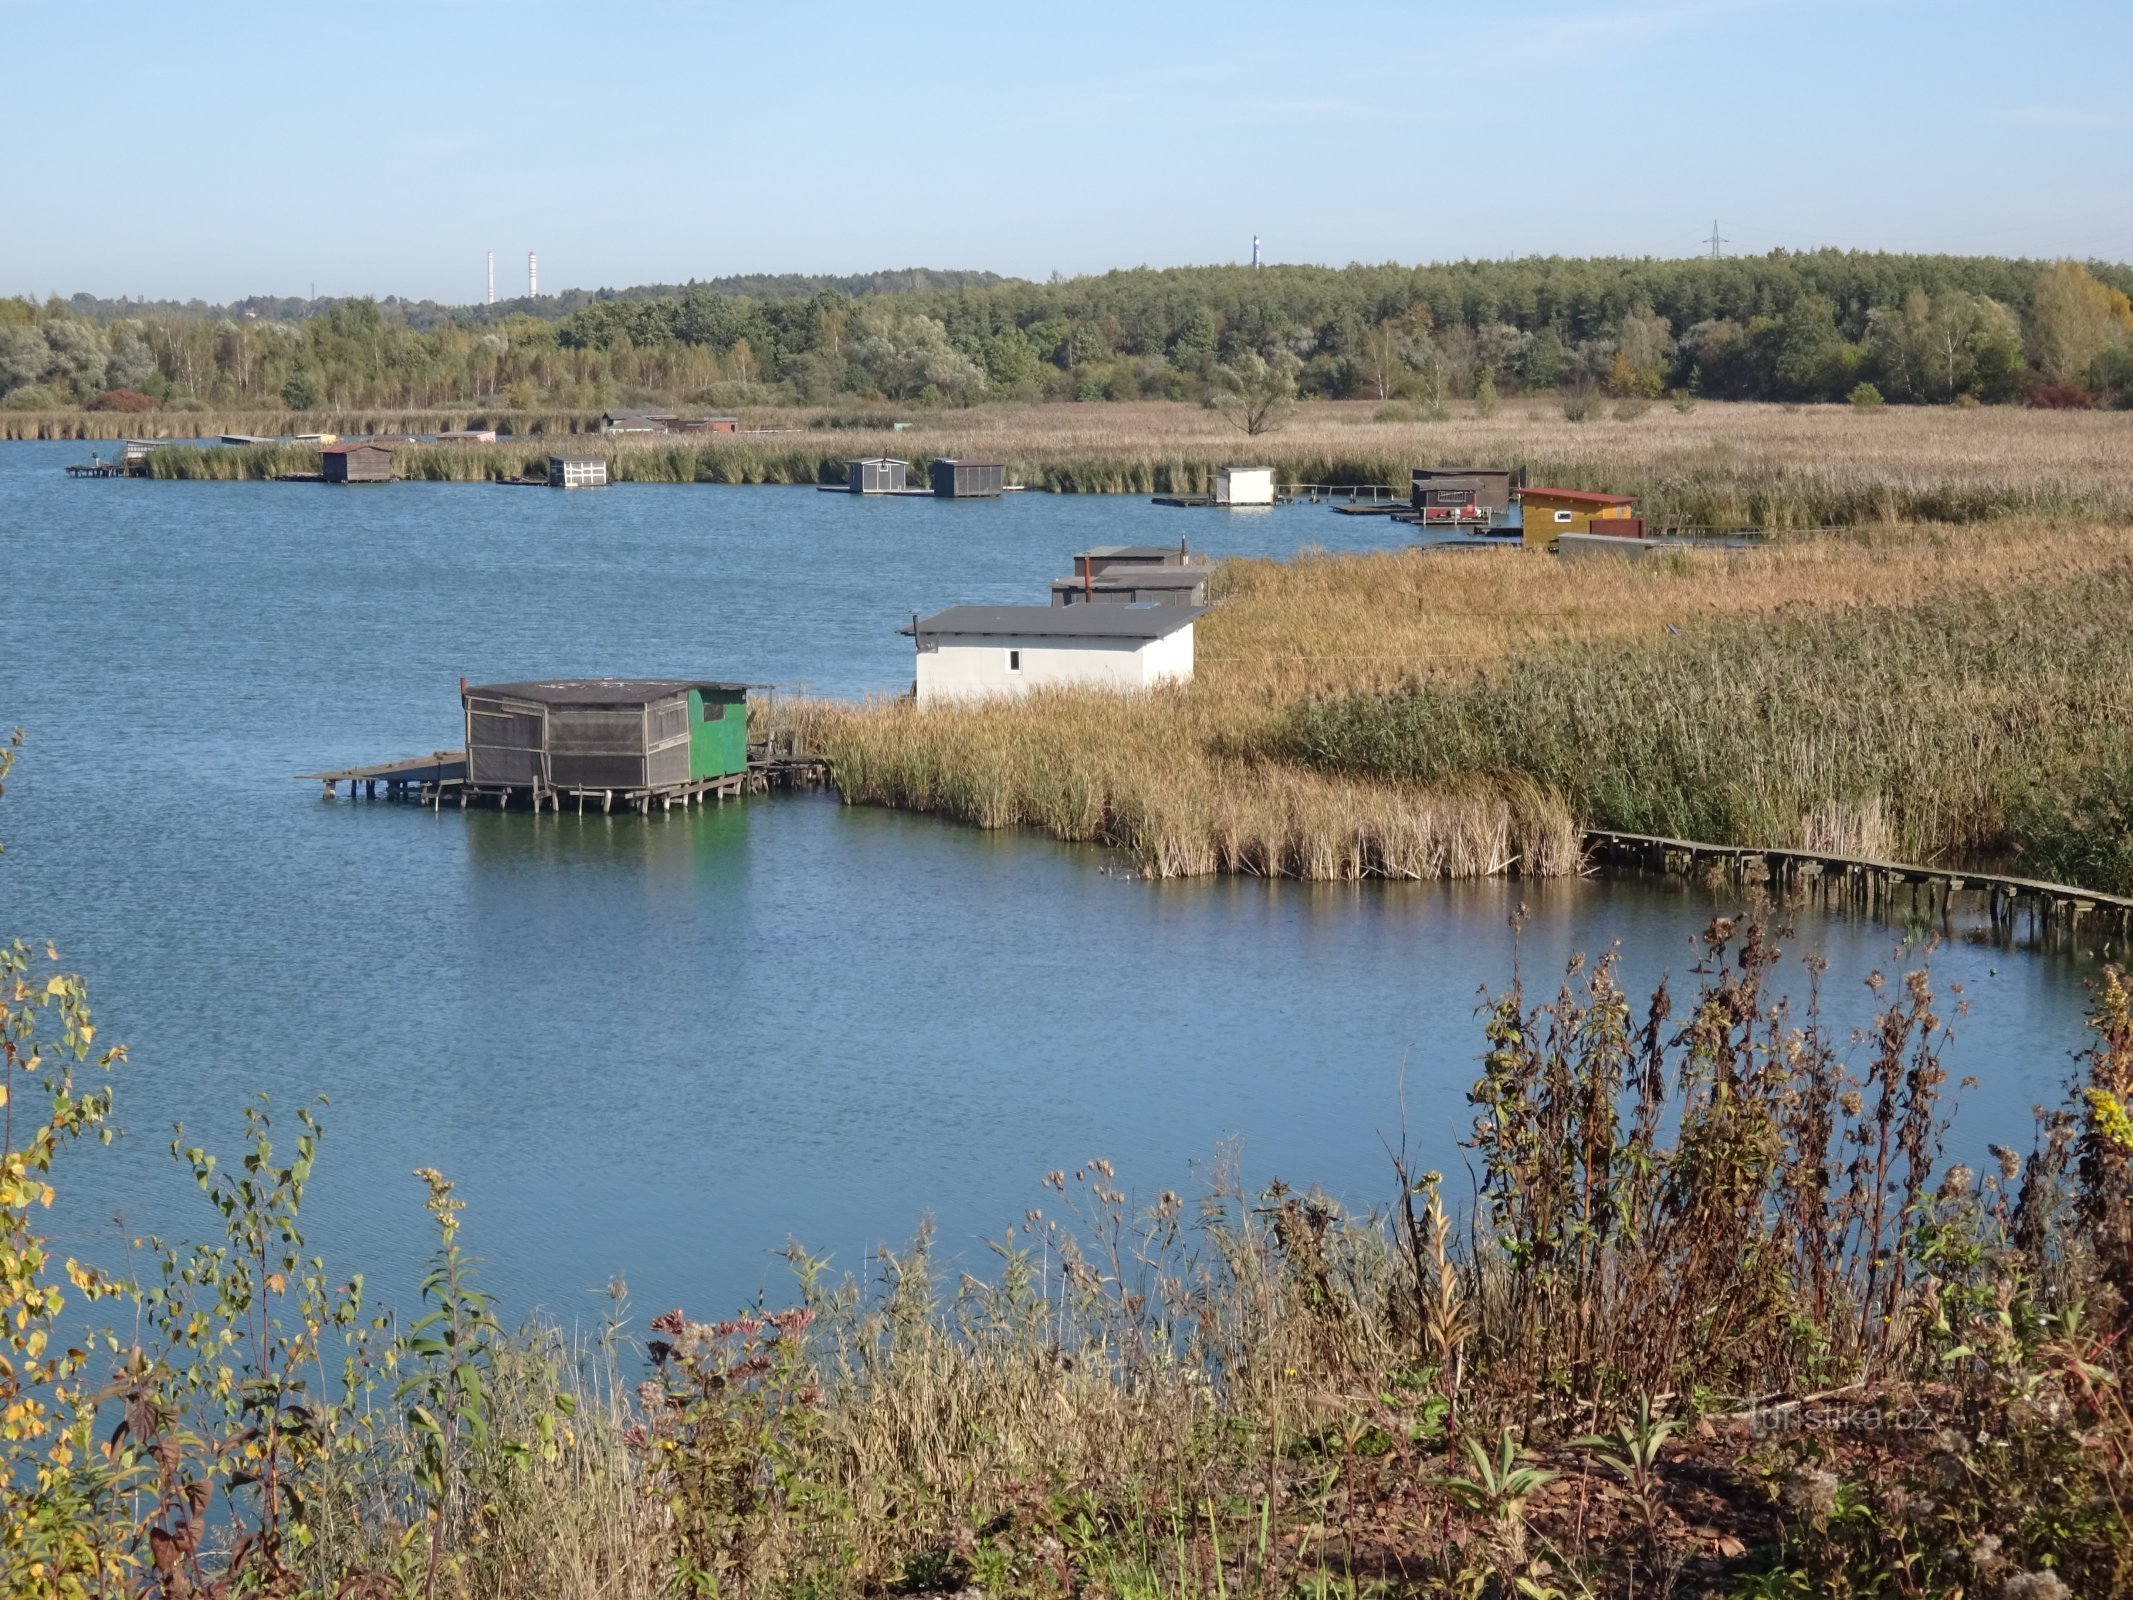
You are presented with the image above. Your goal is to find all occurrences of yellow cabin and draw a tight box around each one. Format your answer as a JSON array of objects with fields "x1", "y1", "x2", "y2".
[{"x1": 1517, "y1": 487, "x2": 1638, "y2": 547}]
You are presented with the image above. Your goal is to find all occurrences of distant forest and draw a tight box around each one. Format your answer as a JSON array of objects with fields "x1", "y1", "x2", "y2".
[{"x1": 6, "y1": 253, "x2": 2132, "y2": 414}]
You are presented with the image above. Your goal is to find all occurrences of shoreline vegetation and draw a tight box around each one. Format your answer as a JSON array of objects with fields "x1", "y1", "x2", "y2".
[
  {"x1": 8, "y1": 399, "x2": 2133, "y2": 527},
  {"x1": 23, "y1": 397, "x2": 2133, "y2": 895},
  {"x1": 8, "y1": 726, "x2": 2133, "y2": 1597},
  {"x1": 781, "y1": 519, "x2": 2133, "y2": 896}
]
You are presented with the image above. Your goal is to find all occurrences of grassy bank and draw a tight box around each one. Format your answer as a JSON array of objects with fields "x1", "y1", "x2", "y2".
[
  {"x1": 784, "y1": 522, "x2": 2133, "y2": 889},
  {"x1": 0, "y1": 408, "x2": 606, "y2": 442},
  {"x1": 39, "y1": 399, "x2": 2133, "y2": 526},
  {"x1": 1285, "y1": 558, "x2": 2133, "y2": 878},
  {"x1": 9, "y1": 782, "x2": 2133, "y2": 1598}
]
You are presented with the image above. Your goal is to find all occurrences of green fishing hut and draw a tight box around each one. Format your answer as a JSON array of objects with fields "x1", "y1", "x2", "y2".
[{"x1": 462, "y1": 678, "x2": 751, "y2": 802}]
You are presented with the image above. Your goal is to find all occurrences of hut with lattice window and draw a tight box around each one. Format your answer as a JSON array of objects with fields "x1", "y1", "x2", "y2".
[{"x1": 461, "y1": 678, "x2": 750, "y2": 810}]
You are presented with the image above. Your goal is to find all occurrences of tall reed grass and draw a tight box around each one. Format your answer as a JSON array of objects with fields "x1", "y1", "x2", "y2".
[
  {"x1": 36, "y1": 398, "x2": 2133, "y2": 525},
  {"x1": 0, "y1": 408, "x2": 607, "y2": 442},
  {"x1": 784, "y1": 690, "x2": 1579, "y2": 881},
  {"x1": 775, "y1": 522, "x2": 2133, "y2": 889},
  {"x1": 1285, "y1": 552, "x2": 2133, "y2": 882}
]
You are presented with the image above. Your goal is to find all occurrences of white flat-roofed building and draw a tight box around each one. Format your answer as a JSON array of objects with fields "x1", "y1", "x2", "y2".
[
  {"x1": 1213, "y1": 464, "x2": 1275, "y2": 505},
  {"x1": 902, "y1": 604, "x2": 1204, "y2": 704}
]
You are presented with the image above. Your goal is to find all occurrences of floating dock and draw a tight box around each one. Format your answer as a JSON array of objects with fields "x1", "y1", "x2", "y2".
[
  {"x1": 300, "y1": 743, "x2": 830, "y2": 814},
  {"x1": 66, "y1": 442, "x2": 155, "y2": 478}
]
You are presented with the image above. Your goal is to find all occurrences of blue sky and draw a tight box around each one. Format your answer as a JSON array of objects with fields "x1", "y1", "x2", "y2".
[{"x1": 8, "y1": 0, "x2": 2129, "y2": 302}]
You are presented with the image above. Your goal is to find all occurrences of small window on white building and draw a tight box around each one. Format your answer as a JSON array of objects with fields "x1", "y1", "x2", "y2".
[{"x1": 1008, "y1": 650, "x2": 1022, "y2": 671}]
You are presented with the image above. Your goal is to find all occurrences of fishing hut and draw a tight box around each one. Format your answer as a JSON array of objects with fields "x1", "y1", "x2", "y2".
[
  {"x1": 1411, "y1": 467, "x2": 1513, "y2": 515},
  {"x1": 1515, "y1": 486, "x2": 1637, "y2": 547},
  {"x1": 321, "y1": 442, "x2": 394, "y2": 483},
  {"x1": 1212, "y1": 465, "x2": 1275, "y2": 506},
  {"x1": 1051, "y1": 567, "x2": 1208, "y2": 606},
  {"x1": 1070, "y1": 542, "x2": 1202, "y2": 579},
  {"x1": 461, "y1": 678, "x2": 751, "y2": 811},
  {"x1": 903, "y1": 605, "x2": 1203, "y2": 703},
  {"x1": 929, "y1": 458, "x2": 1006, "y2": 498},
  {"x1": 847, "y1": 456, "x2": 910, "y2": 494},
  {"x1": 548, "y1": 455, "x2": 609, "y2": 489}
]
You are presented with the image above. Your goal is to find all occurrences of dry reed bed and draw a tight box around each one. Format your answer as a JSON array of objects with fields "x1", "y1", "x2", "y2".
[
  {"x1": 782, "y1": 522, "x2": 2133, "y2": 881},
  {"x1": 87, "y1": 399, "x2": 2133, "y2": 525},
  {"x1": 1291, "y1": 570, "x2": 2133, "y2": 872},
  {"x1": 0, "y1": 407, "x2": 606, "y2": 442}
]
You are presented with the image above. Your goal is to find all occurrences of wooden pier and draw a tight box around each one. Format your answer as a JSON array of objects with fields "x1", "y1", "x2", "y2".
[
  {"x1": 1289, "y1": 482, "x2": 1403, "y2": 505},
  {"x1": 300, "y1": 744, "x2": 832, "y2": 815},
  {"x1": 66, "y1": 443, "x2": 155, "y2": 478},
  {"x1": 1584, "y1": 827, "x2": 2133, "y2": 946}
]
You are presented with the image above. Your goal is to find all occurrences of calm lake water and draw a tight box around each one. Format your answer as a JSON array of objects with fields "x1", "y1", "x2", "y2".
[{"x1": 0, "y1": 441, "x2": 2104, "y2": 1326}]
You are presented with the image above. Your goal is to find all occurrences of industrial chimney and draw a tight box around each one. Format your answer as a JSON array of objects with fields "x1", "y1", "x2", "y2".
[
  {"x1": 486, "y1": 251, "x2": 495, "y2": 305},
  {"x1": 528, "y1": 250, "x2": 538, "y2": 297}
]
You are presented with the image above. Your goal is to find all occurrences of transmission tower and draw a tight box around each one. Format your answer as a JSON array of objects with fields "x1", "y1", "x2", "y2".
[{"x1": 1704, "y1": 220, "x2": 1729, "y2": 260}]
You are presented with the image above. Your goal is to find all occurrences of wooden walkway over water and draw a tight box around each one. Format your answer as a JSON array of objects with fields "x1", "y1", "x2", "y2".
[
  {"x1": 301, "y1": 745, "x2": 832, "y2": 815},
  {"x1": 1584, "y1": 827, "x2": 2133, "y2": 944}
]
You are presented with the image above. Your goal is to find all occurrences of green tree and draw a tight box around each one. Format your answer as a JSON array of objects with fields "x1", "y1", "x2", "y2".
[
  {"x1": 1611, "y1": 304, "x2": 1673, "y2": 396},
  {"x1": 849, "y1": 306, "x2": 984, "y2": 404},
  {"x1": 280, "y1": 370, "x2": 321, "y2": 410},
  {"x1": 1521, "y1": 326, "x2": 1571, "y2": 392},
  {"x1": 1209, "y1": 349, "x2": 1300, "y2": 436},
  {"x1": 2030, "y1": 260, "x2": 2133, "y2": 385},
  {"x1": 0, "y1": 326, "x2": 47, "y2": 396},
  {"x1": 1768, "y1": 295, "x2": 1856, "y2": 400},
  {"x1": 980, "y1": 329, "x2": 1041, "y2": 393},
  {"x1": 1168, "y1": 307, "x2": 1218, "y2": 372},
  {"x1": 40, "y1": 321, "x2": 107, "y2": 402}
]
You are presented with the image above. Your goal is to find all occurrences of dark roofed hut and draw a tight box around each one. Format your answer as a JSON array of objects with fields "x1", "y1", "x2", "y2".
[
  {"x1": 1051, "y1": 566, "x2": 1209, "y2": 606},
  {"x1": 462, "y1": 679, "x2": 751, "y2": 808},
  {"x1": 1411, "y1": 466, "x2": 1512, "y2": 513},
  {"x1": 1071, "y1": 543, "x2": 1200, "y2": 578},
  {"x1": 320, "y1": 442, "x2": 393, "y2": 483},
  {"x1": 929, "y1": 458, "x2": 1005, "y2": 498}
]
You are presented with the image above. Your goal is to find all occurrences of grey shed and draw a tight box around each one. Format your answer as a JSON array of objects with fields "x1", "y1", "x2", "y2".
[
  {"x1": 321, "y1": 442, "x2": 393, "y2": 483},
  {"x1": 848, "y1": 457, "x2": 909, "y2": 493},
  {"x1": 929, "y1": 458, "x2": 1006, "y2": 498},
  {"x1": 1052, "y1": 567, "x2": 1210, "y2": 606}
]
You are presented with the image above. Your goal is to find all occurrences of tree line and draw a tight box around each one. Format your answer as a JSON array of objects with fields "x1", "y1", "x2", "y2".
[{"x1": 5, "y1": 251, "x2": 2131, "y2": 414}]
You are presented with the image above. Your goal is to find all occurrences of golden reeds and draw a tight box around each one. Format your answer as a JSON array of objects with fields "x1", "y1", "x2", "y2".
[
  {"x1": 778, "y1": 520, "x2": 2133, "y2": 885},
  {"x1": 38, "y1": 397, "x2": 2133, "y2": 526}
]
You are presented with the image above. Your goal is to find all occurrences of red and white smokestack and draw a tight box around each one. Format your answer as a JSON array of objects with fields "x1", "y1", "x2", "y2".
[{"x1": 528, "y1": 251, "x2": 538, "y2": 297}]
